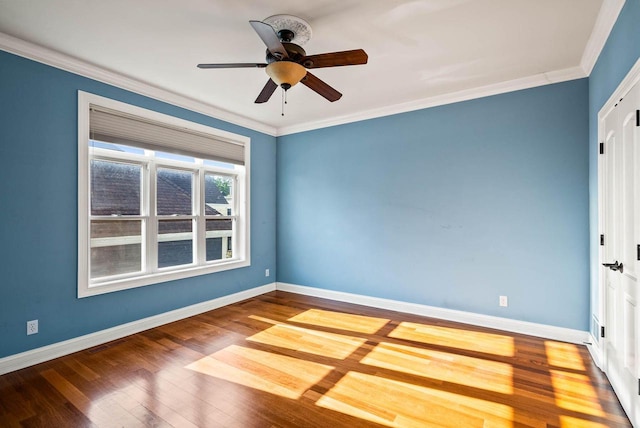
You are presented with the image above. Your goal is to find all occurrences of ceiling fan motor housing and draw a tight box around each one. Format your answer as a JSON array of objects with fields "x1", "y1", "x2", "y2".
[{"x1": 266, "y1": 42, "x2": 306, "y2": 64}]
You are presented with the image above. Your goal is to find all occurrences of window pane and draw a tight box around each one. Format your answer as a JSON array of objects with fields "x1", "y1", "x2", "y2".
[
  {"x1": 204, "y1": 159, "x2": 236, "y2": 169},
  {"x1": 157, "y1": 168, "x2": 193, "y2": 215},
  {"x1": 91, "y1": 220, "x2": 142, "y2": 279},
  {"x1": 90, "y1": 140, "x2": 145, "y2": 155},
  {"x1": 91, "y1": 160, "x2": 141, "y2": 215},
  {"x1": 158, "y1": 220, "x2": 193, "y2": 268},
  {"x1": 205, "y1": 174, "x2": 233, "y2": 216},
  {"x1": 206, "y1": 219, "x2": 233, "y2": 261},
  {"x1": 155, "y1": 151, "x2": 195, "y2": 163}
]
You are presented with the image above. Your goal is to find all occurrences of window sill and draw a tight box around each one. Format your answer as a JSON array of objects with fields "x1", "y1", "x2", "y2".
[{"x1": 78, "y1": 258, "x2": 250, "y2": 298}]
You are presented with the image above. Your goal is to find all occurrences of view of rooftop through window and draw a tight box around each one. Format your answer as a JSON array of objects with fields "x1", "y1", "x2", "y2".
[{"x1": 89, "y1": 140, "x2": 236, "y2": 281}]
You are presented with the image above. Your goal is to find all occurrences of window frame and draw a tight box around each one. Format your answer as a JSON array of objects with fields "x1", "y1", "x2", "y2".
[{"x1": 78, "y1": 91, "x2": 250, "y2": 298}]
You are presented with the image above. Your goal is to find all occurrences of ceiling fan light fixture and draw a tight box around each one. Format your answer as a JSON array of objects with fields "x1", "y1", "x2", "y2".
[{"x1": 266, "y1": 61, "x2": 307, "y2": 90}]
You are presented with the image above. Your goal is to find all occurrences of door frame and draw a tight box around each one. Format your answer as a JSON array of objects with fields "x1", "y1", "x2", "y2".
[{"x1": 595, "y1": 56, "x2": 640, "y2": 384}]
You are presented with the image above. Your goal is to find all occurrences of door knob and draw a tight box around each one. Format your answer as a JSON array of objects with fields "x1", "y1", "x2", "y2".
[{"x1": 603, "y1": 261, "x2": 624, "y2": 273}]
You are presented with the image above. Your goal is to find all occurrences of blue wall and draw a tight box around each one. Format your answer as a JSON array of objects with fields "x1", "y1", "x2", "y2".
[
  {"x1": 277, "y1": 80, "x2": 590, "y2": 330},
  {"x1": 588, "y1": 0, "x2": 640, "y2": 333},
  {"x1": 0, "y1": 50, "x2": 277, "y2": 358},
  {"x1": 8, "y1": 5, "x2": 631, "y2": 358}
]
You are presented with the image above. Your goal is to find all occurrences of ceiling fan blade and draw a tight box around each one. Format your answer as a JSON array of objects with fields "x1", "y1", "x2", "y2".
[
  {"x1": 301, "y1": 72, "x2": 342, "y2": 102},
  {"x1": 249, "y1": 20, "x2": 288, "y2": 60},
  {"x1": 301, "y1": 49, "x2": 368, "y2": 69},
  {"x1": 197, "y1": 63, "x2": 267, "y2": 69},
  {"x1": 255, "y1": 79, "x2": 278, "y2": 104}
]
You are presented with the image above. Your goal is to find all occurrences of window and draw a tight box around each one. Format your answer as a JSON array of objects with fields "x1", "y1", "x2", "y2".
[{"x1": 78, "y1": 92, "x2": 250, "y2": 297}]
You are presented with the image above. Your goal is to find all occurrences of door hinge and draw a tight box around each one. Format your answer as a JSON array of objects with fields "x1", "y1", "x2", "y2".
[
  {"x1": 601, "y1": 326, "x2": 605, "y2": 338},
  {"x1": 599, "y1": 142, "x2": 604, "y2": 154},
  {"x1": 636, "y1": 110, "x2": 639, "y2": 127},
  {"x1": 600, "y1": 234, "x2": 605, "y2": 246},
  {"x1": 638, "y1": 378, "x2": 640, "y2": 396},
  {"x1": 637, "y1": 244, "x2": 640, "y2": 261}
]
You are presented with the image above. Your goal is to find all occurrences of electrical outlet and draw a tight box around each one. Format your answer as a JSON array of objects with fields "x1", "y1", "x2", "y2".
[
  {"x1": 265, "y1": 269, "x2": 270, "y2": 277},
  {"x1": 27, "y1": 320, "x2": 38, "y2": 335},
  {"x1": 499, "y1": 296, "x2": 508, "y2": 307}
]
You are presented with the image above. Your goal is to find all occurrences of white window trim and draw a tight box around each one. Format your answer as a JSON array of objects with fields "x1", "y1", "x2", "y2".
[{"x1": 78, "y1": 91, "x2": 250, "y2": 298}]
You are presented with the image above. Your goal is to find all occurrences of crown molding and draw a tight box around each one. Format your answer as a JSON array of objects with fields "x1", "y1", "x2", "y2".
[
  {"x1": 1, "y1": 15, "x2": 610, "y2": 139},
  {"x1": 0, "y1": 32, "x2": 277, "y2": 137},
  {"x1": 277, "y1": 66, "x2": 587, "y2": 136},
  {"x1": 580, "y1": 0, "x2": 626, "y2": 75}
]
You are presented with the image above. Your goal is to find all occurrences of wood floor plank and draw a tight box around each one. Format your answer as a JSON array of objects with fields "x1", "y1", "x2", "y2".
[{"x1": 0, "y1": 291, "x2": 631, "y2": 427}]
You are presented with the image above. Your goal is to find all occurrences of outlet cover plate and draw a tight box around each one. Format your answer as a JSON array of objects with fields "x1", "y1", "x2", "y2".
[{"x1": 27, "y1": 319, "x2": 38, "y2": 335}]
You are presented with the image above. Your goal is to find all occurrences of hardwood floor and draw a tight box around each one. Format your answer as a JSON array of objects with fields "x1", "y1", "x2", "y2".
[{"x1": 0, "y1": 291, "x2": 631, "y2": 427}]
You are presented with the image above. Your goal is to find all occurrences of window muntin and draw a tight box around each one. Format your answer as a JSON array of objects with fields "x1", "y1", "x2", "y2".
[{"x1": 78, "y1": 92, "x2": 250, "y2": 297}]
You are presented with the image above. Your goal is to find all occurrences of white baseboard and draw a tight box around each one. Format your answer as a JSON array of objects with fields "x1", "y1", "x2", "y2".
[
  {"x1": 0, "y1": 283, "x2": 276, "y2": 376},
  {"x1": 1, "y1": 280, "x2": 592, "y2": 376},
  {"x1": 276, "y1": 282, "x2": 590, "y2": 344}
]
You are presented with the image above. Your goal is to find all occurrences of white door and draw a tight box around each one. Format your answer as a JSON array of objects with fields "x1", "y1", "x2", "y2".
[{"x1": 603, "y1": 80, "x2": 640, "y2": 424}]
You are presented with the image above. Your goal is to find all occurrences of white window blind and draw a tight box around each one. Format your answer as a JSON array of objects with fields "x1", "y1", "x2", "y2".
[{"x1": 89, "y1": 105, "x2": 245, "y2": 165}]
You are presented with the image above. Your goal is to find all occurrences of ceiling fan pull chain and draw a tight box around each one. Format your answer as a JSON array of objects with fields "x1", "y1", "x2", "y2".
[{"x1": 281, "y1": 88, "x2": 285, "y2": 116}]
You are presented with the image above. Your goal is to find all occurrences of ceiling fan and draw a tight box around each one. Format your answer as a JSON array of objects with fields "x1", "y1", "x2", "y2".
[{"x1": 197, "y1": 15, "x2": 368, "y2": 104}]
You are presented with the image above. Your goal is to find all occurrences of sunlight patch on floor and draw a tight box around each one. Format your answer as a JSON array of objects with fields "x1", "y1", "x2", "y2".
[
  {"x1": 550, "y1": 370, "x2": 604, "y2": 417},
  {"x1": 545, "y1": 341, "x2": 587, "y2": 371},
  {"x1": 316, "y1": 371, "x2": 515, "y2": 427},
  {"x1": 388, "y1": 322, "x2": 515, "y2": 357},
  {"x1": 185, "y1": 345, "x2": 334, "y2": 400},
  {"x1": 361, "y1": 341, "x2": 513, "y2": 394},
  {"x1": 559, "y1": 415, "x2": 611, "y2": 427},
  {"x1": 247, "y1": 316, "x2": 366, "y2": 359},
  {"x1": 287, "y1": 308, "x2": 390, "y2": 334}
]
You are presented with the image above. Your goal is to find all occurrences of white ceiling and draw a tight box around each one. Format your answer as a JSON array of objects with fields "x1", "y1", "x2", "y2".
[{"x1": 0, "y1": 0, "x2": 606, "y2": 134}]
